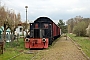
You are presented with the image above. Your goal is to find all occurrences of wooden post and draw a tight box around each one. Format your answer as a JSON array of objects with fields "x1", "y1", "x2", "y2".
[
  {"x1": 66, "y1": 34, "x2": 67, "y2": 40},
  {"x1": 0, "y1": 42, "x2": 3, "y2": 54}
]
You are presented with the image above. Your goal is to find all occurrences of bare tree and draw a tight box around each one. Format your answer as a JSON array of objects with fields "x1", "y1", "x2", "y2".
[
  {"x1": 66, "y1": 16, "x2": 83, "y2": 33},
  {"x1": 0, "y1": 5, "x2": 21, "y2": 48},
  {"x1": 7, "y1": 11, "x2": 21, "y2": 42},
  {"x1": 0, "y1": 6, "x2": 8, "y2": 43}
]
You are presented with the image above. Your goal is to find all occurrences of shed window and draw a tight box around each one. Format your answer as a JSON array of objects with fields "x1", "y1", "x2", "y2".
[
  {"x1": 20, "y1": 28, "x2": 22, "y2": 32},
  {"x1": 44, "y1": 24, "x2": 48, "y2": 28},
  {"x1": 35, "y1": 24, "x2": 38, "y2": 28}
]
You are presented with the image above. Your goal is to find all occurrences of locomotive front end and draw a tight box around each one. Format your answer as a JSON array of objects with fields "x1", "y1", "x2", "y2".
[
  {"x1": 25, "y1": 20, "x2": 51, "y2": 49},
  {"x1": 25, "y1": 38, "x2": 48, "y2": 48}
]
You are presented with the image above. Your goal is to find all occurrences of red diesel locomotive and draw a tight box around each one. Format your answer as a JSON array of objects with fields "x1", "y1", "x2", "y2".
[{"x1": 25, "y1": 17, "x2": 61, "y2": 49}]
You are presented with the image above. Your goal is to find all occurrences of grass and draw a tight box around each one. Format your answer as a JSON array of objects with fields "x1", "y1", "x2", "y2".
[
  {"x1": 68, "y1": 34, "x2": 90, "y2": 58},
  {"x1": 13, "y1": 53, "x2": 35, "y2": 60},
  {"x1": 0, "y1": 37, "x2": 61, "y2": 60},
  {"x1": 0, "y1": 38, "x2": 34, "y2": 60}
]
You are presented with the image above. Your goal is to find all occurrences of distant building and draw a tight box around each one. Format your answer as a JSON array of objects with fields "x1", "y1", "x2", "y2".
[
  {"x1": 0, "y1": 20, "x2": 30, "y2": 38},
  {"x1": 15, "y1": 24, "x2": 23, "y2": 36},
  {"x1": 0, "y1": 26, "x2": 11, "y2": 34},
  {"x1": 15, "y1": 21, "x2": 30, "y2": 37},
  {"x1": 15, "y1": 23, "x2": 26, "y2": 37},
  {"x1": 0, "y1": 26, "x2": 11, "y2": 42}
]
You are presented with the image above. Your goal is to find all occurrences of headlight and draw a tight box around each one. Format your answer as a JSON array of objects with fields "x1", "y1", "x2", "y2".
[
  {"x1": 42, "y1": 38, "x2": 46, "y2": 42},
  {"x1": 25, "y1": 38, "x2": 30, "y2": 42}
]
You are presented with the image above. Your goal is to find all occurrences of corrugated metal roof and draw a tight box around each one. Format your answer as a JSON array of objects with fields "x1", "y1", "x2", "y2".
[{"x1": 0, "y1": 26, "x2": 11, "y2": 32}]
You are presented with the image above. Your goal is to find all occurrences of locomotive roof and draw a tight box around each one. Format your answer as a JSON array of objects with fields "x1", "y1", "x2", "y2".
[{"x1": 34, "y1": 17, "x2": 53, "y2": 23}]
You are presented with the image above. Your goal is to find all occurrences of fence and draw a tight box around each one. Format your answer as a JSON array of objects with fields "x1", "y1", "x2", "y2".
[
  {"x1": 0, "y1": 34, "x2": 15, "y2": 42},
  {"x1": 0, "y1": 34, "x2": 15, "y2": 54}
]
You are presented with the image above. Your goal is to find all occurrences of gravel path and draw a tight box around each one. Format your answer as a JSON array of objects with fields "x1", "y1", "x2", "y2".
[{"x1": 32, "y1": 37, "x2": 88, "y2": 60}]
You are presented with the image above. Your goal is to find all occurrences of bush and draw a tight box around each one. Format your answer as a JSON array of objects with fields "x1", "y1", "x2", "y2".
[{"x1": 73, "y1": 21, "x2": 87, "y2": 36}]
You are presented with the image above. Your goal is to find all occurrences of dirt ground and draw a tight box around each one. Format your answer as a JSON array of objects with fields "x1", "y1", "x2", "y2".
[{"x1": 31, "y1": 37, "x2": 88, "y2": 60}]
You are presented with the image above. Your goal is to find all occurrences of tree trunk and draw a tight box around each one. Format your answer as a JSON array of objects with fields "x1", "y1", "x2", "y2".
[
  {"x1": 79, "y1": 32, "x2": 80, "y2": 36},
  {"x1": 3, "y1": 24, "x2": 6, "y2": 50},
  {"x1": 3, "y1": 24, "x2": 6, "y2": 42},
  {"x1": 10, "y1": 31, "x2": 14, "y2": 47},
  {"x1": 26, "y1": 31, "x2": 28, "y2": 37}
]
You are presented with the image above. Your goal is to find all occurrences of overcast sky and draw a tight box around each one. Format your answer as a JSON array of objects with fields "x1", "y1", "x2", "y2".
[{"x1": 1, "y1": 0, "x2": 90, "y2": 23}]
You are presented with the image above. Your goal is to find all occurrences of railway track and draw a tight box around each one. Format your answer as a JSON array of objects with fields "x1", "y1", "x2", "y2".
[
  {"x1": 30, "y1": 50, "x2": 41, "y2": 60},
  {"x1": 8, "y1": 50, "x2": 24, "y2": 60},
  {"x1": 8, "y1": 50, "x2": 39, "y2": 60}
]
